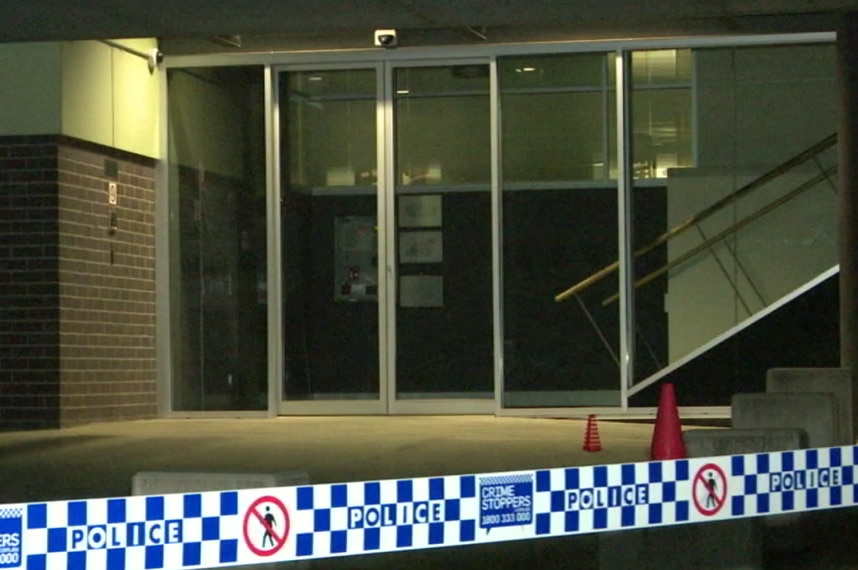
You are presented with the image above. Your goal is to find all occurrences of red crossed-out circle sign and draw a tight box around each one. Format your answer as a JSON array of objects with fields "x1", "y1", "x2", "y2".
[
  {"x1": 692, "y1": 463, "x2": 728, "y2": 516},
  {"x1": 243, "y1": 495, "x2": 291, "y2": 557}
]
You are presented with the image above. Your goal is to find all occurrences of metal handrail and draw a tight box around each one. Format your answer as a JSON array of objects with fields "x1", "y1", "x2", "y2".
[
  {"x1": 600, "y1": 165, "x2": 837, "y2": 306},
  {"x1": 554, "y1": 133, "x2": 838, "y2": 303}
]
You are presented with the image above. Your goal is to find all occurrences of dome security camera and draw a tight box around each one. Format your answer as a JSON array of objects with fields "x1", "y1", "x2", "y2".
[
  {"x1": 374, "y1": 29, "x2": 398, "y2": 48},
  {"x1": 147, "y1": 48, "x2": 164, "y2": 73}
]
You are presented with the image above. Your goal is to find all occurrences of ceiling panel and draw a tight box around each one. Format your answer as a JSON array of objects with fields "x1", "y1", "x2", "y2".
[{"x1": 0, "y1": 0, "x2": 850, "y2": 44}]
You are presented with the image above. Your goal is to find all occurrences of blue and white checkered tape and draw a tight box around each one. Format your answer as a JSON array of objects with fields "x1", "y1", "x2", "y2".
[{"x1": 1, "y1": 445, "x2": 857, "y2": 569}]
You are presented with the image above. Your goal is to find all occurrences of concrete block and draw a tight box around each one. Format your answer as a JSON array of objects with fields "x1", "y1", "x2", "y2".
[
  {"x1": 731, "y1": 392, "x2": 838, "y2": 449},
  {"x1": 683, "y1": 428, "x2": 807, "y2": 458},
  {"x1": 132, "y1": 470, "x2": 310, "y2": 569},
  {"x1": 682, "y1": 427, "x2": 809, "y2": 552},
  {"x1": 766, "y1": 367, "x2": 854, "y2": 445},
  {"x1": 599, "y1": 518, "x2": 762, "y2": 570}
]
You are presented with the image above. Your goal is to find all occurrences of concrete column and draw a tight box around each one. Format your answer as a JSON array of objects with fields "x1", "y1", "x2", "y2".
[{"x1": 838, "y1": 13, "x2": 858, "y2": 435}]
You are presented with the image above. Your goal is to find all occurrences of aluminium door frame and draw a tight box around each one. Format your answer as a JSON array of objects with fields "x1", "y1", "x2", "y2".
[
  {"x1": 158, "y1": 32, "x2": 835, "y2": 419},
  {"x1": 273, "y1": 61, "x2": 389, "y2": 415},
  {"x1": 382, "y1": 57, "x2": 499, "y2": 415}
]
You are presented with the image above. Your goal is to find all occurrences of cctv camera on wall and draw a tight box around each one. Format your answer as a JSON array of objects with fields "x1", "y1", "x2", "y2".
[
  {"x1": 147, "y1": 48, "x2": 164, "y2": 73},
  {"x1": 374, "y1": 29, "x2": 398, "y2": 48}
]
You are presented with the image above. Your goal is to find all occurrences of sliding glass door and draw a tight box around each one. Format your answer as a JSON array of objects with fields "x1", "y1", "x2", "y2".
[
  {"x1": 275, "y1": 60, "x2": 495, "y2": 414},
  {"x1": 388, "y1": 61, "x2": 495, "y2": 413},
  {"x1": 277, "y1": 66, "x2": 385, "y2": 413}
]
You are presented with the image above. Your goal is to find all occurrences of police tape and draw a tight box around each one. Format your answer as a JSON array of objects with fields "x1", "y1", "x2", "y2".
[{"x1": 1, "y1": 444, "x2": 857, "y2": 569}]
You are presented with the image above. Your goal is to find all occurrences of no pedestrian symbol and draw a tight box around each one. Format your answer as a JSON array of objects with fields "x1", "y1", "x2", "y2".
[
  {"x1": 243, "y1": 496, "x2": 291, "y2": 557},
  {"x1": 693, "y1": 463, "x2": 727, "y2": 516}
]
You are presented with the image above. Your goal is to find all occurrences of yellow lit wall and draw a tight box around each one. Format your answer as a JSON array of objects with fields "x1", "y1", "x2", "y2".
[
  {"x1": 0, "y1": 40, "x2": 159, "y2": 157},
  {"x1": 62, "y1": 39, "x2": 160, "y2": 158}
]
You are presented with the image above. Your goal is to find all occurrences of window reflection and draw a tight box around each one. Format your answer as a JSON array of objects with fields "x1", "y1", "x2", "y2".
[{"x1": 502, "y1": 50, "x2": 694, "y2": 183}]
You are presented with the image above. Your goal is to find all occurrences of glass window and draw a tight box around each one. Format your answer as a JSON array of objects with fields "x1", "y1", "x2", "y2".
[
  {"x1": 395, "y1": 66, "x2": 491, "y2": 186},
  {"x1": 630, "y1": 44, "x2": 839, "y2": 407},
  {"x1": 631, "y1": 50, "x2": 694, "y2": 179},
  {"x1": 393, "y1": 65, "x2": 494, "y2": 400},
  {"x1": 632, "y1": 49, "x2": 693, "y2": 85},
  {"x1": 168, "y1": 66, "x2": 268, "y2": 411},
  {"x1": 501, "y1": 51, "x2": 693, "y2": 184},
  {"x1": 500, "y1": 53, "x2": 620, "y2": 408},
  {"x1": 608, "y1": 49, "x2": 694, "y2": 178},
  {"x1": 285, "y1": 69, "x2": 377, "y2": 189},
  {"x1": 501, "y1": 54, "x2": 609, "y2": 183},
  {"x1": 500, "y1": 54, "x2": 604, "y2": 89},
  {"x1": 279, "y1": 69, "x2": 380, "y2": 402}
]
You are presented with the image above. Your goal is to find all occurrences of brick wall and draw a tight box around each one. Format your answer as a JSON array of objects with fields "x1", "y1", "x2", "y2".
[
  {"x1": 0, "y1": 137, "x2": 61, "y2": 430},
  {"x1": 0, "y1": 136, "x2": 157, "y2": 430},
  {"x1": 57, "y1": 141, "x2": 157, "y2": 426}
]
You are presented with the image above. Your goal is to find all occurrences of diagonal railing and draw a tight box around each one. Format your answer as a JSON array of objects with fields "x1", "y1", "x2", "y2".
[
  {"x1": 553, "y1": 133, "x2": 839, "y2": 380},
  {"x1": 600, "y1": 163, "x2": 837, "y2": 307},
  {"x1": 554, "y1": 133, "x2": 837, "y2": 305}
]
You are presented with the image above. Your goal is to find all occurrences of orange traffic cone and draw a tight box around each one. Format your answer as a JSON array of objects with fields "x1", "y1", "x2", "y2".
[
  {"x1": 583, "y1": 414, "x2": 602, "y2": 452},
  {"x1": 650, "y1": 383, "x2": 686, "y2": 460}
]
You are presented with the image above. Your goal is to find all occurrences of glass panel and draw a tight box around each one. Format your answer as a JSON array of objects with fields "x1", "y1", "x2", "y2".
[
  {"x1": 500, "y1": 54, "x2": 604, "y2": 88},
  {"x1": 395, "y1": 66, "x2": 490, "y2": 186},
  {"x1": 280, "y1": 69, "x2": 380, "y2": 401},
  {"x1": 394, "y1": 65, "x2": 493, "y2": 399},
  {"x1": 631, "y1": 88, "x2": 694, "y2": 179},
  {"x1": 500, "y1": 53, "x2": 620, "y2": 408},
  {"x1": 630, "y1": 44, "x2": 839, "y2": 406},
  {"x1": 608, "y1": 50, "x2": 694, "y2": 179},
  {"x1": 501, "y1": 54, "x2": 608, "y2": 182},
  {"x1": 168, "y1": 66, "x2": 268, "y2": 411},
  {"x1": 285, "y1": 70, "x2": 377, "y2": 188}
]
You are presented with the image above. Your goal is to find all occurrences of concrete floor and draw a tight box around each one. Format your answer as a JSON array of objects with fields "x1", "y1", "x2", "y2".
[{"x1": 1, "y1": 416, "x2": 857, "y2": 569}]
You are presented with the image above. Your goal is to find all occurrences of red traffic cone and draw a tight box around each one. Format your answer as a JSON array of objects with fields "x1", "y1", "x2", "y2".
[
  {"x1": 650, "y1": 383, "x2": 686, "y2": 460},
  {"x1": 583, "y1": 414, "x2": 602, "y2": 452}
]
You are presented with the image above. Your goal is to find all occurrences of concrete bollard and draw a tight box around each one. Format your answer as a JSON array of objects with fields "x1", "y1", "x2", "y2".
[
  {"x1": 599, "y1": 518, "x2": 762, "y2": 570},
  {"x1": 683, "y1": 427, "x2": 810, "y2": 552},
  {"x1": 731, "y1": 392, "x2": 838, "y2": 449},
  {"x1": 766, "y1": 367, "x2": 854, "y2": 445},
  {"x1": 600, "y1": 428, "x2": 772, "y2": 569},
  {"x1": 683, "y1": 428, "x2": 807, "y2": 458}
]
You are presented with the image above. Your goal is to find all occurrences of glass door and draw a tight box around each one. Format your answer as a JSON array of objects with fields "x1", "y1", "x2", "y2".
[
  {"x1": 387, "y1": 61, "x2": 495, "y2": 413},
  {"x1": 277, "y1": 66, "x2": 386, "y2": 413},
  {"x1": 276, "y1": 60, "x2": 497, "y2": 415}
]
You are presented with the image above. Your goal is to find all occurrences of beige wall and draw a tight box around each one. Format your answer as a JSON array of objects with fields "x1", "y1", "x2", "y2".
[
  {"x1": 62, "y1": 39, "x2": 160, "y2": 158},
  {"x1": 0, "y1": 43, "x2": 63, "y2": 134},
  {"x1": 0, "y1": 40, "x2": 160, "y2": 157}
]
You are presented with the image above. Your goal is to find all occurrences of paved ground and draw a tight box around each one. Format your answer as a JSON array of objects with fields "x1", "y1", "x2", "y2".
[{"x1": 1, "y1": 416, "x2": 856, "y2": 569}]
